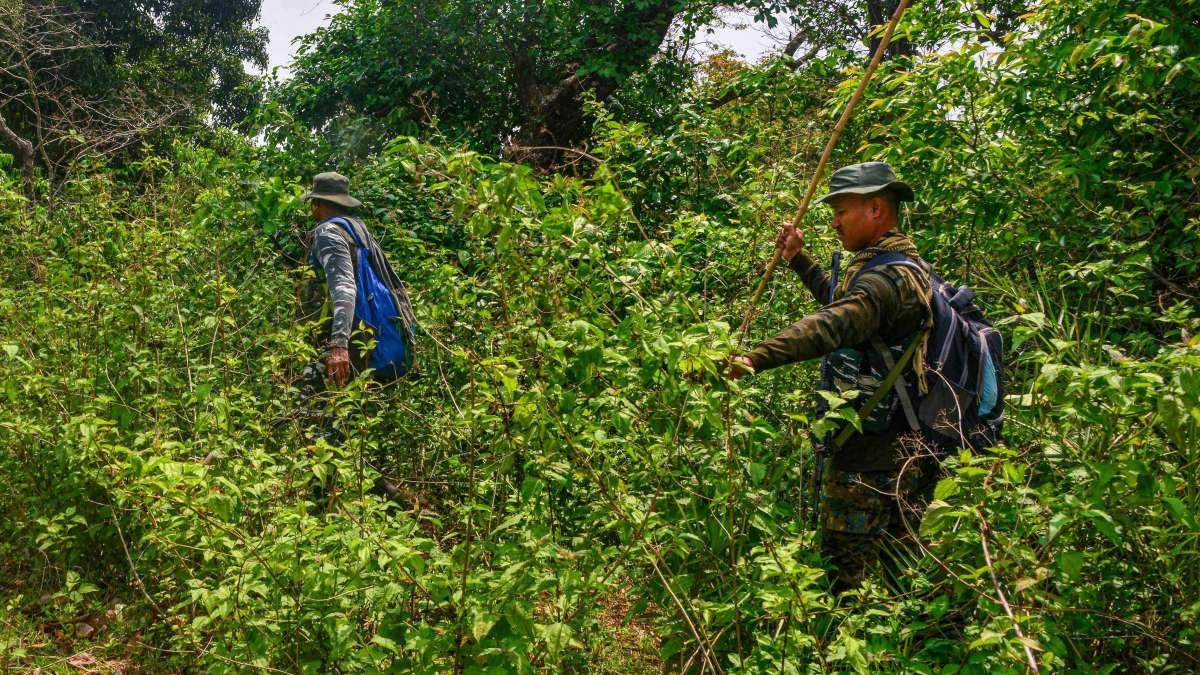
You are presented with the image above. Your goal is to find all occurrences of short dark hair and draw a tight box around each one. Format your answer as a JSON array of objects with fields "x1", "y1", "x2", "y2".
[
  {"x1": 879, "y1": 188, "x2": 903, "y2": 212},
  {"x1": 311, "y1": 197, "x2": 350, "y2": 213}
]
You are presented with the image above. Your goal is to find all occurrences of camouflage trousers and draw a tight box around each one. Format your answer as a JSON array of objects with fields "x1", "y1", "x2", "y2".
[{"x1": 820, "y1": 454, "x2": 940, "y2": 589}]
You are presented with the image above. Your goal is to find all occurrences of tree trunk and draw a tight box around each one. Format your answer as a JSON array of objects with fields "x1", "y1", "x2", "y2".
[
  {"x1": 509, "y1": 0, "x2": 679, "y2": 169},
  {"x1": 0, "y1": 112, "x2": 37, "y2": 208},
  {"x1": 866, "y1": 0, "x2": 915, "y2": 59}
]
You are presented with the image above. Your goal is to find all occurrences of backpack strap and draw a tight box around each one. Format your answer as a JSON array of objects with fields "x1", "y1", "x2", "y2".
[
  {"x1": 322, "y1": 216, "x2": 418, "y2": 371},
  {"x1": 325, "y1": 216, "x2": 368, "y2": 252},
  {"x1": 325, "y1": 216, "x2": 387, "y2": 287},
  {"x1": 848, "y1": 251, "x2": 925, "y2": 289},
  {"x1": 870, "y1": 336, "x2": 921, "y2": 432},
  {"x1": 832, "y1": 331, "x2": 922, "y2": 449},
  {"x1": 841, "y1": 250, "x2": 928, "y2": 436}
]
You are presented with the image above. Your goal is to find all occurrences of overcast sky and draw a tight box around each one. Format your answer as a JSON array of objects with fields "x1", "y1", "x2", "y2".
[
  {"x1": 256, "y1": 1, "x2": 781, "y2": 74},
  {"x1": 258, "y1": 0, "x2": 335, "y2": 73}
]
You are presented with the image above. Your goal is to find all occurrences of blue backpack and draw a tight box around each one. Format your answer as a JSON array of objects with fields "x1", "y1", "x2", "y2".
[
  {"x1": 326, "y1": 217, "x2": 416, "y2": 380},
  {"x1": 836, "y1": 252, "x2": 1004, "y2": 451}
]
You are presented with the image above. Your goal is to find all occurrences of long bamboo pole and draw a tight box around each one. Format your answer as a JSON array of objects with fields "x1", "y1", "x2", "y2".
[{"x1": 736, "y1": 0, "x2": 913, "y2": 345}]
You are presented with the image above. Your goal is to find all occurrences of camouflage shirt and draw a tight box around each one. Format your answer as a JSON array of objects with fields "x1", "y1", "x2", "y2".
[{"x1": 747, "y1": 230, "x2": 932, "y2": 471}]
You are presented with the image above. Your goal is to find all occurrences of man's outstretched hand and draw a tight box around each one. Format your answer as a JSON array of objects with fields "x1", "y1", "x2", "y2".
[
  {"x1": 726, "y1": 355, "x2": 755, "y2": 380},
  {"x1": 326, "y1": 346, "x2": 350, "y2": 388},
  {"x1": 776, "y1": 222, "x2": 804, "y2": 262}
]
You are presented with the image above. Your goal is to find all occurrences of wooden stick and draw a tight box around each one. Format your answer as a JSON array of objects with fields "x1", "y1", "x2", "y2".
[{"x1": 736, "y1": 0, "x2": 913, "y2": 345}]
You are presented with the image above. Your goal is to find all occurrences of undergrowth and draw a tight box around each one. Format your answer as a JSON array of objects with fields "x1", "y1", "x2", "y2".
[{"x1": 2, "y1": 0, "x2": 1199, "y2": 671}]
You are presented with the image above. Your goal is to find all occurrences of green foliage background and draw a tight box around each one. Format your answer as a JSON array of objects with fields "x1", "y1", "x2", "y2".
[{"x1": 2, "y1": 0, "x2": 1199, "y2": 671}]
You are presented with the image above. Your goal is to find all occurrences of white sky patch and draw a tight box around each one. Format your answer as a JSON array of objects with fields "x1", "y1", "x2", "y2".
[
  {"x1": 693, "y1": 9, "x2": 789, "y2": 64},
  {"x1": 258, "y1": 0, "x2": 337, "y2": 74}
]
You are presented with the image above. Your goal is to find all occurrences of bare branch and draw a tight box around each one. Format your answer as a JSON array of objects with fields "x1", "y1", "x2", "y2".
[
  {"x1": 0, "y1": 1, "x2": 192, "y2": 209},
  {"x1": 705, "y1": 31, "x2": 822, "y2": 111},
  {"x1": 0, "y1": 110, "x2": 36, "y2": 206}
]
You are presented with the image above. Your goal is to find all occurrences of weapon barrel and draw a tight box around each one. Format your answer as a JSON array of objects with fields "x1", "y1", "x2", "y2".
[{"x1": 810, "y1": 250, "x2": 841, "y2": 528}]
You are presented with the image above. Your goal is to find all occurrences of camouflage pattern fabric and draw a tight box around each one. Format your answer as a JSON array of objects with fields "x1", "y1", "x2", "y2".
[
  {"x1": 746, "y1": 230, "x2": 931, "y2": 373},
  {"x1": 742, "y1": 230, "x2": 943, "y2": 586},
  {"x1": 299, "y1": 215, "x2": 409, "y2": 389},
  {"x1": 820, "y1": 451, "x2": 939, "y2": 588},
  {"x1": 303, "y1": 215, "x2": 416, "y2": 374},
  {"x1": 836, "y1": 229, "x2": 924, "y2": 300},
  {"x1": 826, "y1": 343, "x2": 911, "y2": 436},
  {"x1": 748, "y1": 229, "x2": 933, "y2": 473}
]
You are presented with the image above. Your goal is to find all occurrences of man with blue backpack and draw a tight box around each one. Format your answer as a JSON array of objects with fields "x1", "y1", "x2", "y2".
[
  {"x1": 297, "y1": 171, "x2": 417, "y2": 504},
  {"x1": 300, "y1": 171, "x2": 416, "y2": 390},
  {"x1": 728, "y1": 162, "x2": 1003, "y2": 590}
]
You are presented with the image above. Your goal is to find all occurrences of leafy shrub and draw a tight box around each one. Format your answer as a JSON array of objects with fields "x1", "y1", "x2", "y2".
[{"x1": 2, "y1": 0, "x2": 1199, "y2": 671}]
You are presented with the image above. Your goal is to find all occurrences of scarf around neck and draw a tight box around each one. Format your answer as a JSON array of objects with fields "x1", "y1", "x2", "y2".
[{"x1": 836, "y1": 229, "x2": 933, "y2": 393}]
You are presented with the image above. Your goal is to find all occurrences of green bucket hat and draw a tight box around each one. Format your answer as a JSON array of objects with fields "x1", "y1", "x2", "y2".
[
  {"x1": 815, "y1": 161, "x2": 914, "y2": 204},
  {"x1": 301, "y1": 171, "x2": 362, "y2": 208}
]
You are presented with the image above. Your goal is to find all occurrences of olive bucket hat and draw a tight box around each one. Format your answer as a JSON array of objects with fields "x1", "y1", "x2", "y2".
[
  {"x1": 301, "y1": 171, "x2": 362, "y2": 208},
  {"x1": 815, "y1": 161, "x2": 914, "y2": 204}
]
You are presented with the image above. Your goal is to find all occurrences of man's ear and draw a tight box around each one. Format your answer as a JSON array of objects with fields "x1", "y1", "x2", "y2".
[{"x1": 869, "y1": 194, "x2": 885, "y2": 220}]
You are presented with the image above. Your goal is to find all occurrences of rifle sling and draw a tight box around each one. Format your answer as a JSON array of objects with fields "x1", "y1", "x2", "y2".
[
  {"x1": 871, "y1": 335, "x2": 921, "y2": 432},
  {"x1": 831, "y1": 332, "x2": 923, "y2": 450}
]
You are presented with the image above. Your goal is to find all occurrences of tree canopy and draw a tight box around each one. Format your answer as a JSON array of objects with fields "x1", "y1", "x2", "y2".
[
  {"x1": 278, "y1": 0, "x2": 815, "y2": 160},
  {"x1": 75, "y1": 0, "x2": 268, "y2": 121},
  {"x1": 0, "y1": 0, "x2": 267, "y2": 207}
]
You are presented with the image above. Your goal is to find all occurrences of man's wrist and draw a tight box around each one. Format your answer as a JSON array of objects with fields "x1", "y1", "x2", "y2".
[
  {"x1": 788, "y1": 247, "x2": 815, "y2": 273},
  {"x1": 743, "y1": 351, "x2": 769, "y2": 374}
]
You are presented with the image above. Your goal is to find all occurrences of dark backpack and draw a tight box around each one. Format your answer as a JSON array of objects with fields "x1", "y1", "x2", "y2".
[
  {"x1": 837, "y1": 252, "x2": 1004, "y2": 451},
  {"x1": 325, "y1": 217, "x2": 416, "y2": 380}
]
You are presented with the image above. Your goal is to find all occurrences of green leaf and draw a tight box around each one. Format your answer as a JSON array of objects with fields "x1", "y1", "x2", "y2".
[
  {"x1": 969, "y1": 628, "x2": 1004, "y2": 650},
  {"x1": 747, "y1": 462, "x2": 766, "y2": 483},
  {"x1": 370, "y1": 634, "x2": 400, "y2": 653},
  {"x1": 540, "y1": 622, "x2": 573, "y2": 656},
  {"x1": 1058, "y1": 551, "x2": 1084, "y2": 581},
  {"x1": 927, "y1": 594, "x2": 950, "y2": 620},
  {"x1": 1085, "y1": 509, "x2": 1122, "y2": 546},
  {"x1": 1163, "y1": 497, "x2": 1196, "y2": 528},
  {"x1": 933, "y1": 478, "x2": 959, "y2": 500},
  {"x1": 472, "y1": 610, "x2": 497, "y2": 642},
  {"x1": 1047, "y1": 512, "x2": 1071, "y2": 546},
  {"x1": 311, "y1": 463, "x2": 330, "y2": 485}
]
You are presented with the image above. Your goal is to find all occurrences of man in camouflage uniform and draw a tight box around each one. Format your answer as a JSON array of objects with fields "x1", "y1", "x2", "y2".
[{"x1": 728, "y1": 162, "x2": 940, "y2": 590}]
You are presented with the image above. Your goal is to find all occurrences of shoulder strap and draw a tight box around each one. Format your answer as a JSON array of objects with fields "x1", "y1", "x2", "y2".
[
  {"x1": 870, "y1": 336, "x2": 921, "y2": 432},
  {"x1": 323, "y1": 216, "x2": 417, "y2": 341},
  {"x1": 832, "y1": 332, "x2": 922, "y2": 449},
  {"x1": 324, "y1": 216, "x2": 367, "y2": 251},
  {"x1": 310, "y1": 217, "x2": 357, "y2": 274},
  {"x1": 848, "y1": 251, "x2": 924, "y2": 289},
  {"x1": 325, "y1": 216, "x2": 386, "y2": 283}
]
